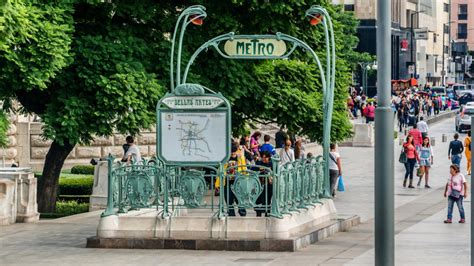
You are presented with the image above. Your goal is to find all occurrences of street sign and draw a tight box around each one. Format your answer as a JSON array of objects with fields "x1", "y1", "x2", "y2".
[
  {"x1": 408, "y1": 65, "x2": 414, "y2": 74},
  {"x1": 157, "y1": 84, "x2": 231, "y2": 165},
  {"x1": 414, "y1": 28, "x2": 429, "y2": 40},
  {"x1": 224, "y1": 38, "x2": 287, "y2": 58}
]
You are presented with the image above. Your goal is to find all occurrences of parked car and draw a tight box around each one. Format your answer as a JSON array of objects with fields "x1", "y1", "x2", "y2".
[
  {"x1": 458, "y1": 92, "x2": 474, "y2": 106},
  {"x1": 446, "y1": 87, "x2": 455, "y2": 99},
  {"x1": 453, "y1": 84, "x2": 469, "y2": 98},
  {"x1": 431, "y1": 86, "x2": 446, "y2": 96},
  {"x1": 455, "y1": 105, "x2": 474, "y2": 132}
]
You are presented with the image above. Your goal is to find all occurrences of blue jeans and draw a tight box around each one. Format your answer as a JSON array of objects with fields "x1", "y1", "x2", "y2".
[
  {"x1": 447, "y1": 195, "x2": 465, "y2": 220},
  {"x1": 451, "y1": 154, "x2": 462, "y2": 166}
]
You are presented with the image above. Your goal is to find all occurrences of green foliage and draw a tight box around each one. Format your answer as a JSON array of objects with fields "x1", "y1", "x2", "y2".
[
  {"x1": 0, "y1": 0, "x2": 362, "y2": 148},
  {"x1": 0, "y1": 111, "x2": 8, "y2": 148},
  {"x1": 58, "y1": 176, "x2": 93, "y2": 195},
  {"x1": 55, "y1": 200, "x2": 89, "y2": 216},
  {"x1": 71, "y1": 165, "x2": 95, "y2": 175}
]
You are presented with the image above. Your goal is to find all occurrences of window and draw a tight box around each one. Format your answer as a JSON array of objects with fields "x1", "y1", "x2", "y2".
[
  {"x1": 458, "y1": 4, "x2": 468, "y2": 20},
  {"x1": 444, "y1": 3, "x2": 449, "y2": 12},
  {"x1": 444, "y1": 24, "x2": 449, "y2": 34},
  {"x1": 344, "y1": 4, "x2": 354, "y2": 12},
  {"x1": 444, "y1": 45, "x2": 449, "y2": 54},
  {"x1": 433, "y1": 34, "x2": 437, "y2": 43},
  {"x1": 458, "y1": 23, "x2": 468, "y2": 39}
]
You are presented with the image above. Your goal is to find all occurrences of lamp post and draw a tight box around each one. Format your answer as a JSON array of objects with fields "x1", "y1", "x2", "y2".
[
  {"x1": 442, "y1": 21, "x2": 455, "y2": 86},
  {"x1": 169, "y1": 5, "x2": 207, "y2": 93},
  {"x1": 410, "y1": 10, "x2": 425, "y2": 80},
  {"x1": 358, "y1": 61, "x2": 377, "y2": 95},
  {"x1": 305, "y1": 6, "x2": 335, "y2": 199}
]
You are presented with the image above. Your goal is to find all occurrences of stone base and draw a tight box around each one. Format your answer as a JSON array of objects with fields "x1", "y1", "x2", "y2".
[
  {"x1": 16, "y1": 213, "x2": 40, "y2": 223},
  {"x1": 87, "y1": 215, "x2": 359, "y2": 251}
]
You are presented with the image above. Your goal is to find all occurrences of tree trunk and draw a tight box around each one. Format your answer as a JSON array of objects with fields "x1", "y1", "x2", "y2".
[{"x1": 37, "y1": 139, "x2": 75, "y2": 213}]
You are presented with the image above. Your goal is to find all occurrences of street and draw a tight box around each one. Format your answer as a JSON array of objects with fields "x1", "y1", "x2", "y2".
[{"x1": 0, "y1": 117, "x2": 470, "y2": 265}]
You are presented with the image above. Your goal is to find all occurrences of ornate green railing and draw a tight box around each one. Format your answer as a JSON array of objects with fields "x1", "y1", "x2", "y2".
[{"x1": 102, "y1": 155, "x2": 325, "y2": 218}]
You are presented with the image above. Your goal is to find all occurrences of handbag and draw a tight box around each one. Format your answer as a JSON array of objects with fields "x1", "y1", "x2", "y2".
[
  {"x1": 398, "y1": 149, "x2": 407, "y2": 164},
  {"x1": 416, "y1": 167, "x2": 424, "y2": 177},
  {"x1": 337, "y1": 175, "x2": 345, "y2": 192}
]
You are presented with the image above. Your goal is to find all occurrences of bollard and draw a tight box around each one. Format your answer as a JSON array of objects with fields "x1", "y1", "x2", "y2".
[
  {"x1": 399, "y1": 137, "x2": 403, "y2": 146},
  {"x1": 404, "y1": 128, "x2": 408, "y2": 136},
  {"x1": 430, "y1": 137, "x2": 435, "y2": 146},
  {"x1": 442, "y1": 134, "x2": 447, "y2": 143}
]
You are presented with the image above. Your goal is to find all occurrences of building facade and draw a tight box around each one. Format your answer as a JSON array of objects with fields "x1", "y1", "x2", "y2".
[
  {"x1": 450, "y1": 0, "x2": 474, "y2": 83},
  {"x1": 333, "y1": 0, "x2": 450, "y2": 90}
]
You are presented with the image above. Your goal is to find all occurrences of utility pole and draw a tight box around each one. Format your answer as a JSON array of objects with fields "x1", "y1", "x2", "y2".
[
  {"x1": 375, "y1": 0, "x2": 394, "y2": 265},
  {"x1": 411, "y1": 10, "x2": 424, "y2": 80}
]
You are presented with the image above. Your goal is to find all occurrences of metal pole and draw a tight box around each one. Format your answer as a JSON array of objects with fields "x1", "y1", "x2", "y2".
[
  {"x1": 411, "y1": 12, "x2": 415, "y2": 79},
  {"x1": 375, "y1": 0, "x2": 394, "y2": 265},
  {"x1": 442, "y1": 24, "x2": 446, "y2": 86}
]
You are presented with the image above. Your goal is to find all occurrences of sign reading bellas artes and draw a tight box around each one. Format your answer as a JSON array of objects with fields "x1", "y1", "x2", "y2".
[{"x1": 224, "y1": 38, "x2": 287, "y2": 58}]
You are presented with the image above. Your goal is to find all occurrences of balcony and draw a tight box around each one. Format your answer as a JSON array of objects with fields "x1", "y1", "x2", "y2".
[{"x1": 458, "y1": 13, "x2": 468, "y2": 20}]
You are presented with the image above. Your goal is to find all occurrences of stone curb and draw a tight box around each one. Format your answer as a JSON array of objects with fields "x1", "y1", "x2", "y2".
[{"x1": 86, "y1": 215, "x2": 360, "y2": 252}]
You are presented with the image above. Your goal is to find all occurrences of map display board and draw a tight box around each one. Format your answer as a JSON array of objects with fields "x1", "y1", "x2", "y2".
[{"x1": 159, "y1": 111, "x2": 228, "y2": 163}]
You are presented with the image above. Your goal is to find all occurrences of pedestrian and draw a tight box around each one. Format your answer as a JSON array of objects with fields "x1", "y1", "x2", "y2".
[
  {"x1": 259, "y1": 134, "x2": 276, "y2": 156},
  {"x1": 403, "y1": 135, "x2": 419, "y2": 188},
  {"x1": 222, "y1": 144, "x2": 247, "y2": 217},
  {"x1": 279, "y1": 139, "x2": 295, "y2": 164},
  {"x1": 275, "y1": 126, "x2": 288, "y2": 149},
  {"x1": 408, "y1": 124, "x2": 423, "y2": 149},
  {"x1": 448, "y1": 133, "x2": 464, "y2": 167},
  {"x1": 418, "y1": 137, "x2": 434, "y2": 188},
  {"x1": 253, "y1": 151, "x2": 273, "y2": 217},
  {"x1": 294, "y1": 140, "x2": 305, "y2": 160},
  {"x1": 250, "y1": 131, "x2": 261, "y2": 160},
  {"x1": 365, "y1": 102, "x2": 375, "y2": 123},
  {"x1": 123, "y1": 136, "x2": 142, "y2": 164},
  {"x1": 329, "y1": 143, "x2": 342, "y2": 197},
  {"x1": 416, "y1": 116, "x2": 429, "y2": 139},
  {"x1": 465, "y1": 131, "x2": 472, "y2": 175},
  {"x1": 443, "y1": 164, "x2": 468, "y2": 224}
]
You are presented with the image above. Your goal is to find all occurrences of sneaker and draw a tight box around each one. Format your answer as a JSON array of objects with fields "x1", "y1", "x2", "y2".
[
  {"x1": 425, "y1": 185, "x2": 431, "y2": 188},
  {"x1": 417, "y1": 181, "x2": 421, "y2": 187},
  {"x1": 444, "y1": 219, "x2": 452, "y2": 224},
  {"x1": 459, "y1": 219, "x2": 466, "y2": 223}
]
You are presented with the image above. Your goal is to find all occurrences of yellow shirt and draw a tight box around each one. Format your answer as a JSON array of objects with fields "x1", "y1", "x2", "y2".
[{"x1": 465, "y1": 137, "x2": 471, "y2": 156}]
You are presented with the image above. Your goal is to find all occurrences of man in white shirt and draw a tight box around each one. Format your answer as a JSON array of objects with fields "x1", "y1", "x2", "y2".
[
  {"x1": 416, "y1": 116, "x2": 429, "y2": 139},
  {"x1": 124, "y1": 136, "x2": 142, "y2": 164}
]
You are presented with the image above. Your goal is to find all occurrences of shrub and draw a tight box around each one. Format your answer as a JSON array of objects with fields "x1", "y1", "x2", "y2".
[
  {"x1": 71, "y1": 165, "x2": 95, "y2": 175},
  {"x1": 58, "y1": 176, "x2": 94, "y2": 195},
  {"x1": 55, "y1": 200, "x2": 89, "y2": 216}
]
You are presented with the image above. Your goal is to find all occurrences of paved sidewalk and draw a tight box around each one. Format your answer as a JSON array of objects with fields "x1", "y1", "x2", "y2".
[{"x1": 0, "y1": 116, "x2": 471, "y2": 265}]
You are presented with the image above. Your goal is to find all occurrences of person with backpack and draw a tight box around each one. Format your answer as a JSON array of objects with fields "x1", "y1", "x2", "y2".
[
  {"x1": 259, "y1": 134, "x2": 276, "y2": 156},
  {"x1": 448, "y1": 133, "x2": 464, "y2": 167},
  {"x1": 465, "y1": 131, "x2": 472, "y2": 175},
  {"x1": 443, "y1": 164, "x2": 468, "y2": 224}
]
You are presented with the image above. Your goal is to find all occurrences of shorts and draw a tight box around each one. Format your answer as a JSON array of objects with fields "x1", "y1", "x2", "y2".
[{"x1": 419, "y1": 159, "x2": 431, "y2": 167}]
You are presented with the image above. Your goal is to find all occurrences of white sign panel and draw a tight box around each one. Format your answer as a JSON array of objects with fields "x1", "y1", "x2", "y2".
[
  {"x1": 162, "y1": 96, "x2": 224, "y2": 109},
  {"x1": 414, "y1": 28, "x2": 429, "y2": 40},
  {"x1": 160, "y1": 112, "x2": 227, "y2": 163}
]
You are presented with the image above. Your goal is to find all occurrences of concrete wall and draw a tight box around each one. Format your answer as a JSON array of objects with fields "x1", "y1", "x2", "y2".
[{"x1": 9, "y1": 120, "x2": 158, "y2": 171}]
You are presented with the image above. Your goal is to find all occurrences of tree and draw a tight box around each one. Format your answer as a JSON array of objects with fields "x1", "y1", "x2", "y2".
[{"x1": 0, "y1": 0, "x2": 361, "y2": 212}]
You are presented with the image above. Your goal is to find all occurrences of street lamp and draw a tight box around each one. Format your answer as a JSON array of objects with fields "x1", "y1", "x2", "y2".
[
  {"x1": 410, "y1": 10, "x2": 425, "y2": 79},
  {"x1": 305, "y1": 6, "x2": 336, "y2": 199},
  {"x1": 442, "y1": 21, "x2": 455, "y2": 86},
  {"x1": 358, "y1": 61, "x2": 377, "y2": 95},
  {"x1": 169, "y1": 5, "x2": 207, "y2": 93}
]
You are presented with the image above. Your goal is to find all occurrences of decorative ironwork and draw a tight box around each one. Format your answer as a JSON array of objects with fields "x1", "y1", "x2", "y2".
[
  {"x1": 178, "y1": 170, "x2": 207, "y2": 208},
  {"x1": 230, "y1": 170, "x2": 263, "y2": 209}
]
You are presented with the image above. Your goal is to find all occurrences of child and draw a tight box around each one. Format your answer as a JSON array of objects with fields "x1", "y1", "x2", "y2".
[
  {"x1": 444, "y1": 164, "x2": 468, "y2": 223},
  {"x1": 259, "y1": 134, "x2": 276, "y2": 156}
]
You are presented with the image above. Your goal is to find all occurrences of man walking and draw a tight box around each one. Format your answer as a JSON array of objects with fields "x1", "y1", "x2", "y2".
[
  {"x1": 448, "y1": 133, "x2": 464, "y2": 167},
  {"x1": 416, "y1": 116, "x2": 429, "y2": 139}
]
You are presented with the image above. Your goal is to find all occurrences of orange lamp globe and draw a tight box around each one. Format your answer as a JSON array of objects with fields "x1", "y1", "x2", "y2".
[
  {"x1": 309, "y1": 15, "x2": 322, "y2": 25},
  {"x1": 190, "y1": 15, "x2": 204, "y2": 26}
]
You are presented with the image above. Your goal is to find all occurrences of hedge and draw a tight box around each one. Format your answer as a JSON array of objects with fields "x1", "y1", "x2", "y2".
[
  {"x1": 58, "y1": 176, "x2": 94, "y2": 195},
  {"x1": 71, "y1": 165, "x2": 95, "y2": 175}
]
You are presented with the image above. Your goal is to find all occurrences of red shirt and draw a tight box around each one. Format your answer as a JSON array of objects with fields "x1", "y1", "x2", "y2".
[
  {"x1": 408, "y1": 129, "x2": 423, "y2": 146},
  {"x1": 366, "y1": 105, "x2": 375, "y2": 118},
  {"x1": 403, "y1": 143, "x2": 419, "y2": 160}
]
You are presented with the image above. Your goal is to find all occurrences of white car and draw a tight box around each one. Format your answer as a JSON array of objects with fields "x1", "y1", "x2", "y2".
[
  {"x1": 466, "y1": 102, "x2": 474, "y2": 107},
  {"x1": 455, "y1": 106, "x2": 474, "y2": 132}
]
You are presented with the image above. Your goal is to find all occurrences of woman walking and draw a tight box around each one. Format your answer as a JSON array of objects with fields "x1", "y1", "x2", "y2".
[
  {"x1": 403, "y1": 135, "x2": 419, "y2": 188},
  {"x1": 464, "y1": 131, "x2": 471, "y2": 175},
  {"x1": 417, "y1": 137, "x2": 434, "y2": 188},
  {"x1": 444, "y1": 164, "x2": 468, "y2": 223}
]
